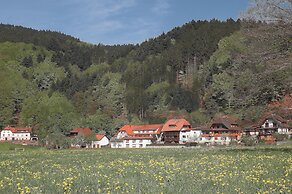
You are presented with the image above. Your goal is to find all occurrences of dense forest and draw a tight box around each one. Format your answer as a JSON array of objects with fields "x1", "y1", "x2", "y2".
[{"x1": 0, "y1": 1, "x2": 291, "y2": 140}]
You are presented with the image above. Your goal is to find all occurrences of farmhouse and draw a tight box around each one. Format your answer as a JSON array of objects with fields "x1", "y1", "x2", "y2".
[
  {"x1": 198, "y1": 116, "x2": 242, "y2": 145},
  {"x1": 110, "y1": 124, "x2": 163, "y2": 148},
  {"x1": 257, "y1": 114, "x2": 291, "y2": 142},
  {"x1": 67, "y1": 128, "x2": 109, "y2": 148},
  {"x1": 161, "y1": 119, "x2": 192, "y2": 143},
  {"x1": 91, "y1": 134, "x2": 109, "y2": 148},
  {"x1": 0, "y1": 126, "x2": 32, "y2": 141}
]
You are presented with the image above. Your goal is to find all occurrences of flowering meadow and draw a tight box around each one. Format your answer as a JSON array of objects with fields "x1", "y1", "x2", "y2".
[{"x1": 0, "y1": 146, "x2": 291, "y2": 194}]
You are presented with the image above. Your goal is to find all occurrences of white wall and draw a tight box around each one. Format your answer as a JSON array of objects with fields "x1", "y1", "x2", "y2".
[
  {"x1": 261, "y1": 119, "x2": 290, "y2": 134},
  {"x1": 92, "y1": 137, "x2": 110, "y2": 148},
  {"x1": 179, "y1": 130, "x2": 202, "y2": 144},
  {"x1": 197, "y1": 136, "x2": 237, "y2": 145},
  {"x1": 0, "y1": 130, "x2": 31, "y2": 141},
  {"x1": 277, "y1": 128, "x2": 289, "y2": 134},
  {"x1": 111, "y1": 139, "x2": 152, "y2": 148},
  {"x1": 262, "y1": 119, "x2": 276, "y2": 128}
]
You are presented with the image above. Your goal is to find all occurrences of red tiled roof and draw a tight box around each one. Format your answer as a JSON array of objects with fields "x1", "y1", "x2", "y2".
[
  {"x1": 132, "y1": 124, "x2": 163, "y2": 131},
  {"x1": 161, "y1": 119, "x2": 191, "y2": 132},
  {"x1": 70, "y1": 128, "x2": 91, "y2": 136},
  {"x1": 119, "y1": 124, "x2": 163, "y2": 136},
  {"x1": 122, "y1": 136, "x2": 154, "y2": 140},
  {"x1": 3, "y1": 126, "x2": 32, "y2": 133},
  {"x1": 95, "y1": 134, "x2": 105, "y2": 141}
]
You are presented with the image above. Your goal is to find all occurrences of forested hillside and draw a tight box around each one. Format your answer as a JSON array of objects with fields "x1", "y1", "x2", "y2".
[{"x1": 0, "y1": 15, "x2": 291, "y2": 139}]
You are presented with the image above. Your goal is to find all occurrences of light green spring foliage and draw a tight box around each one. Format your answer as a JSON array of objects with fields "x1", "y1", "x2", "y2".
[
  {"x1": 0, "y1": 61, "x2": 32, "y2": 127},
  {"x1": 145, "y1": 81, "x2": 170, "y2": 95},
  {"x1": 20, "y1": 92, "x2": 79, "y2": 137},
  {"x1": 204, "y1": 24, "x2": 292, "y2": 119},
  {"x1": 208, "y1": 32, "x2": 246, "y2": 69},
  {"x1": 0, "y1": 42, "x2": 55, "y2": 127},
  {"x1": 25, "y1": 61, "x2": 66, "y2": 90}
]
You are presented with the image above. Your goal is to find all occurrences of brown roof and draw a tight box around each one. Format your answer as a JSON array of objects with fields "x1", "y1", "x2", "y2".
[
  {"x1": 70, "y1": 128, "x2": 91, "y2": 136},
  {"x1": 257, "y1": 114, "x2": 289, "y2": 128},
  {"x1": 201, "y1": 128, "x2": 242, "y2": 132},
  {"x1": 210, "y1": 115, "x2": 242, "y2": 131}
]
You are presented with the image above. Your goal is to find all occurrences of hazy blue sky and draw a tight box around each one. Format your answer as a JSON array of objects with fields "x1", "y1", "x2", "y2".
[{"x1": 0, "y1": 0, "x2": 249, "y2": 45}]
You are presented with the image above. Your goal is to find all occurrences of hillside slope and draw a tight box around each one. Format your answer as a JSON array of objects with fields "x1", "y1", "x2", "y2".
[
  {"x1": 0, "y1": 20, "x2": 291, "y2": 138},
  {"x1": 203, "y1": 23, "x2": 292, "y2": 121}
]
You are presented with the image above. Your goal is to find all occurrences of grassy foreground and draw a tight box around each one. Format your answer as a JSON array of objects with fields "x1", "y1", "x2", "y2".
[{"x1": 0, "y1": 146, "x2": 291, "y2": 194}]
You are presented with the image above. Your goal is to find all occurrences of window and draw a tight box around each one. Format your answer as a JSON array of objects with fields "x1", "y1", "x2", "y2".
[{"x1": 182, "y1": 135, "x2": 186, "y2": 138}]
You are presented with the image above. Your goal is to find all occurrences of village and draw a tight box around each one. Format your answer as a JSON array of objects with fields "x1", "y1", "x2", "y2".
[{"x1": 0, "y1": 113, "x2": 291, "y2": 149}]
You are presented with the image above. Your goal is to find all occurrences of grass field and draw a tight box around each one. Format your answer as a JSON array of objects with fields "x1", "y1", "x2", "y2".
[
  {"x1": 0, "y1": 142, "x2": 42, "y2": 151},
  {"x1": 0, "y1": 145, "x2": 291, "y2": 194}
]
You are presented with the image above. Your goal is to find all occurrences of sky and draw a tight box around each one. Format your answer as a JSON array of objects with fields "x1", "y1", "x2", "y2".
[{"x1": 0, "y1": 0, "x2": 249, "y2": 45}]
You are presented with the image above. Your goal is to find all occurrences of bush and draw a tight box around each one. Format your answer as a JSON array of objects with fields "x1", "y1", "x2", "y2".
[
  {"x1": 185, "y1": 142, "x2": 198, "y2": 147},
  {"x1": 241, "y1": 136, "x2": 258, "y2": 146},
  {"x1": 273, "y1": 133, "x2": 289, "y2": 142}
]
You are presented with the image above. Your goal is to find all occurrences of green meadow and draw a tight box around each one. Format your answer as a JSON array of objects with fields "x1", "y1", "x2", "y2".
[{"x1": 0, "y1": 144, "x2": 291, "y2": 194}]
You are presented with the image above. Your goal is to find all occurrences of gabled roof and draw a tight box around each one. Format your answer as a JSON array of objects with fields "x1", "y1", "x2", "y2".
[
  {"x1": 70, "y1": 128, "x2": 91, "y2": 136},
  {"x1": 258, "y1": 114, "x2": 289, "y2": 128},
  {"x1": 161, "y1": 119, "x2": 191, "y2": 132},
  {"x1": 95, "y1": 134, "x2": 106, "y2": 141},
  {"x1": 210, "y1": 115, "x2": 242, "y2": 131},
  {"x1": 3, "y1": 126, "x2": 32, "y2": 133},
  {"x1": 119, "y1": 124, "x2": 163, "y2": 136},
  {"x1": 122, "y1": 136, "x2": 154, "y2": 140}
]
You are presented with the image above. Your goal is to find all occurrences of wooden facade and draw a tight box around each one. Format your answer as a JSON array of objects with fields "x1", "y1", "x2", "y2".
[{"x1": 162, "y1": 131, "x2": 180, "y2": 143}]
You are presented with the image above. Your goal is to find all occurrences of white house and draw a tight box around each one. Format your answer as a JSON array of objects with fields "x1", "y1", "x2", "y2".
[
  {"x1": 110, "y1": 124, "x2": 163, "y2": 148},
  {"x1": 110, "y1": 137, "x2": 152, "y2": 148},
  {"x1": 179, "y1": 128, "x2": 202, "y2": 144},
  {"x1": 195, "y1": 116, "x2": 242, "y2": 145},
  {"x1": 0, "y1": 126, "x2": 32, "y2": 141},
  {"x1": 91, "y1": 134, "x2": 109, "y2": 148},
  {"x1": 259, "y1": 115, "x2": 290, "y2": 134}
]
